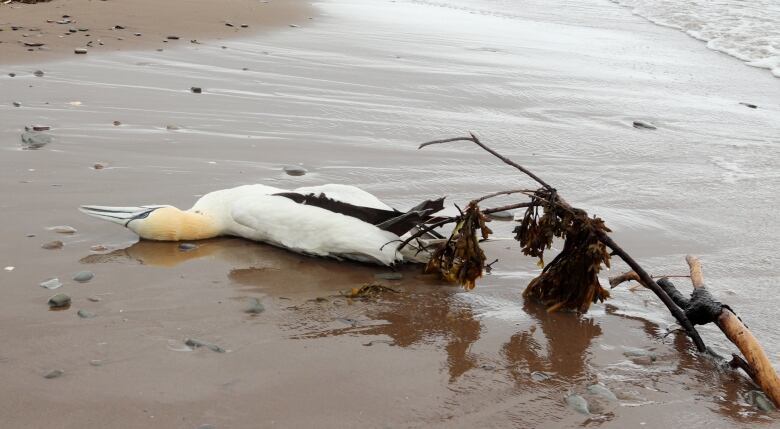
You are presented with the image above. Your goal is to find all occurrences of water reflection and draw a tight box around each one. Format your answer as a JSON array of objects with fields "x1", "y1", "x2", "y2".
[{"x1": 502, "y1": 301, "x2": 601, "y2": 384}]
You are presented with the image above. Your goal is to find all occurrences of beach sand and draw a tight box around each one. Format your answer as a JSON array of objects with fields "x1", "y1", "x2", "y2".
[
  {"x1": 0, "y1": 0, "x2": 313, "y2": 63},
  {"x1": 1, "y1": 0, "x2": 779, "y2": 427}
]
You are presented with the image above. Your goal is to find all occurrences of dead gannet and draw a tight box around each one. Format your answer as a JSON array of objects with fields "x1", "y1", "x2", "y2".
[{"x1": 80, "y1": 184, "x2": 444, "y2": 265}]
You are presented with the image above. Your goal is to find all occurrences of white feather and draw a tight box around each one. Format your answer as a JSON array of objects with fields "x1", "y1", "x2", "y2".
[{"x1": 229, "y1": 195, "x2": 401, "y2": 265}]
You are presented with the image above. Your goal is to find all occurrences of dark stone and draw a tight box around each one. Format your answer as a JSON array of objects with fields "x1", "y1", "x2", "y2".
[
  {"x1": 739, "y1": 102, "x2": 758, "y2": 109},
  {"x1": 12, "y1": 101, "x2": 21, "y2": 107},
  {"x1": 113, "y1": 25, "x2": 125, "y2": 30},
  {"x1": 74, "y1": 48, "x2": 87, "y2": 54},
  {"x1": 44, "y1": 369, "x2": 64, "y2": 379},
  {"x1": 283, "y1": 165, "x2": 307, "y2": 176},
  {"x1": 21, "y1": 131, "x2": 52, "y2": 149},
  {"x1": 185, "y1": 338, "x2": 225, "y2": 353},
  {"x1": 33, "y1": 70, "x2": 44, "y2": 77},
  {"x1": 167, "y1": 35, "x2": 180, "y2": 40},
  {"x1": 9, "y1": 73, "x2": 16, "y2": 77},
  {"x1": 632, "y1": 120, "x2": 657, "y2": 130},
  {"x1": 190, "y1": 87, "x2": 202, "y2": 94},
  {"x1": 47, "y1": 293, "x2": 71, "y2": 308}
]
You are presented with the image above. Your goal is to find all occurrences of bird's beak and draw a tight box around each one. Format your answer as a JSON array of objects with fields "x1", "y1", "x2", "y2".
[{"x1": 79, "y1": 205, "x2": 164, "y2": 226}]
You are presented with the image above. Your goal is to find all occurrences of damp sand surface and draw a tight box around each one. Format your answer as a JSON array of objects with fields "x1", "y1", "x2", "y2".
[
  {"x1": 1, "y1": 0, "x2": 780, "y2": 427},
  {"x1": 0, "y1": 0, "x2": 313, "y2": 63}
]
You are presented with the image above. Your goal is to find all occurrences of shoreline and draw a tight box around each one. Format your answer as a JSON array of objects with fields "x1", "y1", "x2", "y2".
[{"x1": 0, "y1": 0, "x2": 315, "y2": 65}]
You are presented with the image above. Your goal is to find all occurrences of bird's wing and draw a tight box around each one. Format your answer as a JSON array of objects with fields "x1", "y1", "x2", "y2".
[
  {"x1": 229, "y1": 195, "x2": 402, "y2": 265},
  {"x1": 292, "y1": 184, "x2": 393, "y2": 210}
]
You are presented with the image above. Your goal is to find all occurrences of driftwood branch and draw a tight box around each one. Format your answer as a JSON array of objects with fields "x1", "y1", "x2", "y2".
[
  {"x1": 684, "y1": 256, "x2": 780, "y2": 406},
  {"x1": 415, "y1": 134, "x2": 780, "y2": 403}
]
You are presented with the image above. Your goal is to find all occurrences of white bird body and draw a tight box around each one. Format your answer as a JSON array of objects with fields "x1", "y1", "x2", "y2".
[{"x1": 81, "y1": 184, "x2": 440, "y2": 265}]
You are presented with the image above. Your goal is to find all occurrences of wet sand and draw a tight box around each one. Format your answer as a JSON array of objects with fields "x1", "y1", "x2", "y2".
[
  {"x1": 0, "y1": 0, "x2": 313, "y2": 63},
  {"x1": 1, "y1": 0, "x2": 780, "y2": 427}
]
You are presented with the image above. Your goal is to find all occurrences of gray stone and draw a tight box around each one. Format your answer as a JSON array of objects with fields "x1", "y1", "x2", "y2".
[
  {"x1": 89, "y1": 360, "x2": 103, "y2": 366},
  {"x1": 746, "y1": 390, "x2": 775, "y2": 411},
  {"x1": 87, "y1": 296, "x2": 101, "y2": 302},
  {"x1": 73, "y1": 271, "x2": 94, "y2": 283},
  {"x1": 587, "y1": 384, "x2": 617, "y2": 401},
  {"x1": 632, "y1": 120, "x2": 657, "y2": 130},
  {"x1": 622, "y1": 347, "x2": 657, "y2": 361},
  {"x1": 530, "y1": 371, "x2": 552, "y2": 382},
  {"x1": 48, "y1": 293, "x2": 71, "y2": 308},
  {"x1": 487, "y1": 210, "x2": 514, "y2": 220},
  {"x1": 283, "y1": 165, "x2": 307, "y2": 176},
  {"x1": 43, "y1": 369, "x2": 64, "y2": 379},
  {"x1": 48, "y1": 225, "x2": 77, "y2": 234},
  {"x1": 245, "y1": 297, "x2": 265, "y2": 314},
  {"x1": 565, "y1": 394, "x2": 589, "y2": 415},
  {"x1": 166, "y1": 124, "x2": 180, "y2": 130},
  {"x1": 40, "y1": 278, "x2": 63, "y2": 290},
  {"x1": 20, "y1": 131, "x2": 52, "y2": 149},
  {"x1": 77, "y1": 309, "x2": 96, "y2": 319},
  {"x1": 12, "y1": 101, "x2": 21, "y2": 107},
  {"x1": 374, "y1": 272, "x2": 403, "y2": 281},
  {"x1": 9, "y1": 73, "x2": 16, "y2": 77},
  {"x1": 185, "y1": 338, "x2": 225, "y2": 353},
  {"x1": 41, "y1": 240, "x2": 64, "y2": 250},
  {"x1": 178, "y1": 243, "x2": 197, "y2": 252}
]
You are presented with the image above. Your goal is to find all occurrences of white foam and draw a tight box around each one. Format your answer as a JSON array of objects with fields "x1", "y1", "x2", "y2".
[{"x1": 611, "y1": 0, "x2": 780, "y2": 78}]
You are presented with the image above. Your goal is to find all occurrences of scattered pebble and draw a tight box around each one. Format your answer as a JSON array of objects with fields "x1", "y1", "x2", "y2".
[
  {"x1": 73, "y1": 271, "x2": 94, "y2": 283},
  {"x1": 632, "y1": 120, "x2": 657, "y2": 130},
  {"x1": 23, "y1": 42, "x2": 44, "y2": 47},
  {"x1": 185, "y1": 338, "x2": 225, "y2": 353},
  {"x1": 289, "y1": 24, "x2": 299, "y2": 28},
  {"x1": 9, "y1": 73, "x2": 16, "y2": 77},
  {"x1": 21, "y1": 131, "x2": 52, "y2": 150},
  {"x1": 190, "y1": 86, "x2": 202, "y2": 94},
  {"x1": 530, "y1": 371, "x2": 552, "y2": 382},
  {"x1": 225, "y1": 22, "x2": 234, "y2": 27},
  {"x1": 739, "y1": 102, "x2": 758, "y2": 109},
  {"x1": 12, "y1": 101, "x2": 21, "y2": 107},
  {"x1": 89, "y1": 360, "x2": 103, "y2": 366},
  {"x1": 43, "y1": 369, "x2": 64, "y2": 379},
  {"x1": 41, "y1": 240, "x2": 64, "y2": 250},
  {"x1": 240, "y1": 24, "x2": 249, "y2": 28},
  {"x1": 134, "y1": 32, "x2": 142, "y2": 37},
  {"x1": 374, "y1": 272, "x2": 403, "y2": 281},
  {"x1": 93, "y1": 163, "x2": 105, "y2": 170},
  {"x1": 112, "y1": 120, "x2": 121, "y2": 126},
  {"x1": 166, "y1": 124, "x2": 180, "y2": 130},
  {"x1": 245, "y1": 297, "x2": 265, "y2": 314},
  {"x1": 622, "y1": 347, "x2": 657, "y2": 362},
  {"x1": 178, "y1": 243, "x2": 197, "y2": 252},
  {"x1": 565, "y1": 394, "x2": 590, "y2": 415},
  {"x1": 47, "y1": 293, "x2": 71, "y2": 308},
  {"x1": 27, "y1": 125, "x2": 50, "y2": 131},
  {"x1": 40, "y1": 278, "x2": 63, "y2": 290},
  {"x1": 167, "y1": 35, "x2": 180, "y2": 40},
  {"x1": 90, "y1": 245, "x2": 109, "y2": 252},
  {"x1": 283, "y1": 165, "x2": 307, "y2": 176},
  {"x1": 87, "y1": 296, "x2": 101, "y2": 302},
  {"x1": 113, "y1": 25, "x2": 125, "y2": 30},
  {"x1": 77, "y1": 309, "x2": 96, "y2": 319},
  {"x1": 746, "y1": 390, "x2": 775, "y2": 411},
  {"x1": 587, "y1": 384, "x2": 618, "y2": 401},
  {"x1": 47, "y1": 225, "x2": 77, "y2": 234},
  {"x1": 487, "y1": 210, "x2": 514, "y2": 220},
  {"x1": 74, "y1": 48, "x2": 88, "y2": 54}
]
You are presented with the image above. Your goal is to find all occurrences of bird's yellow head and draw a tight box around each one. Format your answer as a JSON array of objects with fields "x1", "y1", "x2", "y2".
[{"x1": 80, "y1": 205, "x2": 220, "y2": 241}]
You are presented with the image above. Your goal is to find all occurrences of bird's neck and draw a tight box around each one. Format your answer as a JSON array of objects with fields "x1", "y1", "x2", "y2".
[{"x1": 137, "y1": 208, "x2": 221, "y2": 241}]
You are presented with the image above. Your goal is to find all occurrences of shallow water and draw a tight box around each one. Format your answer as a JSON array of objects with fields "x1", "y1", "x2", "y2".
[{"x1": 1, "y1": 0, "x2": 779, "y2": 427}]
